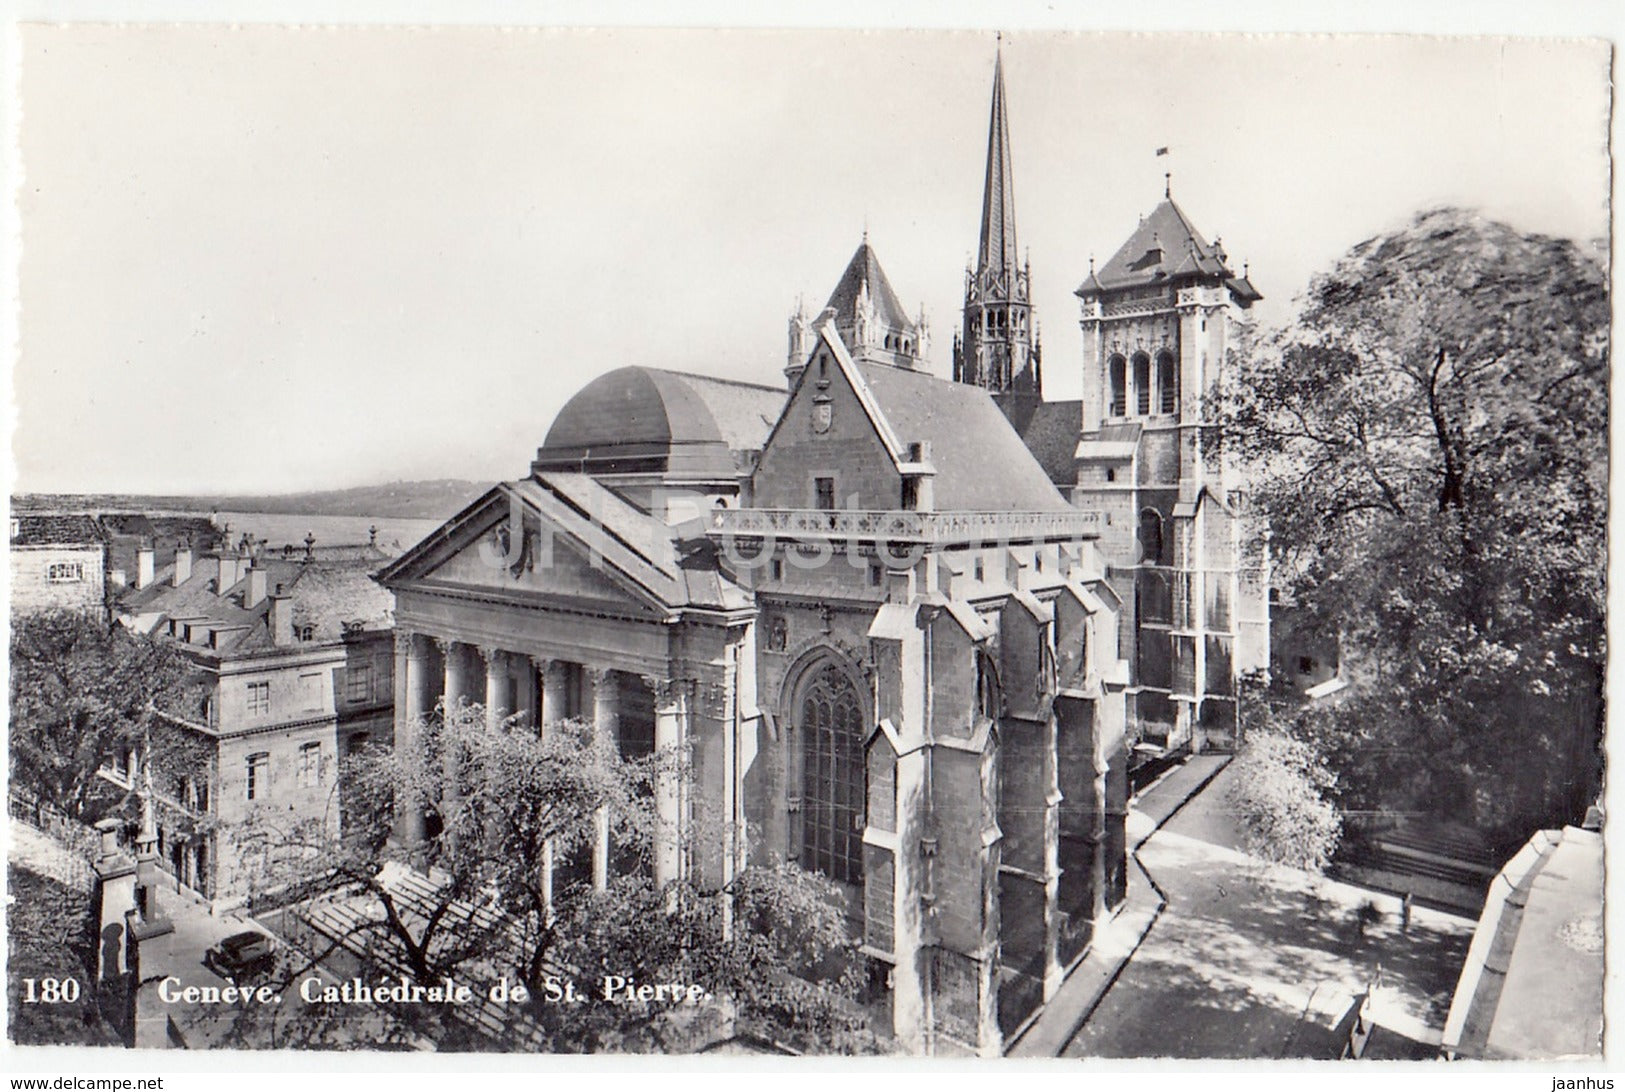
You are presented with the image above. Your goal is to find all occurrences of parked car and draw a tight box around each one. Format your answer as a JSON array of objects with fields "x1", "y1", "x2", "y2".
[{"x1": 205, "y1": 930, "x2": 276, "y2": 981}]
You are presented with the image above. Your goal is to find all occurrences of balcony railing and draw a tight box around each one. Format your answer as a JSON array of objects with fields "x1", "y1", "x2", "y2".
[{"x1": 707, "y1": 507, "x2": 1103, "y2": 546}]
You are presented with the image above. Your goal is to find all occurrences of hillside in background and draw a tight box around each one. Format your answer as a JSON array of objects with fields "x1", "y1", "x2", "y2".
[{"x1": 13, "y1": 479, "x2": 489, "y2": 520}]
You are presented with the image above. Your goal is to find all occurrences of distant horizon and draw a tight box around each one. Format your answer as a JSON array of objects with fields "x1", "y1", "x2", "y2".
[
  {"x1": 13, "y1": 28, "x2": 1609, "y2": 496},
  {"x1": 11, "y1": 476, "x2": 494, "y2": 502}
]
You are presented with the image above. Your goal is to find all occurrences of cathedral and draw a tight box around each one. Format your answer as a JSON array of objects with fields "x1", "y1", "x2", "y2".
[{"x1": 377, "y1": 45, "x2": 1265, "y2": 1055}]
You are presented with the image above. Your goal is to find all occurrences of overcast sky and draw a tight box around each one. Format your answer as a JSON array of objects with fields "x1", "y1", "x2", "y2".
[{"x1": 12, "y1": 26, "x2": 1610, "y2": 495}]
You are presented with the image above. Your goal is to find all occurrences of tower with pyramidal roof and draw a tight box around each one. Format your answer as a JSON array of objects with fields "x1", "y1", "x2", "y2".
[{"x1": 1071, "y1": 178, "x2": 1270, "y2": 751}]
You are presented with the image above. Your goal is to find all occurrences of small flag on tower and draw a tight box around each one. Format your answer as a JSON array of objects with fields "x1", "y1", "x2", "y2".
[{"x1": 1155, "y1": 146, "x2": 1169, "y2": 156}]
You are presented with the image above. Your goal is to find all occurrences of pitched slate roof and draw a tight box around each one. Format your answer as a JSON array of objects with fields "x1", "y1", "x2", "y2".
[
  {"x1": 11, "y1": 514, "x2": 104, "y2": 547},
  {"x1": 536, "y1": 367, "x2": 785, "y2": 479},
  {"x1": 851, "y1": 359, "x2": 1073, "y2": 512},
  {"x1": 824, "y1": 241, "x2": 917, "y2": 335},
  {"x1": 119, "y1": 555, "x2": 392, "y2": 655},
  {"x1": 1079, "y1": 198, "x2": 1243, "y2": 296},
  {"x1": 97, "y1": 514, "x2": 224, "y2": 577},
  {"x1": 1007, "y1": 399, "x2": 1083, "y2": 486}
]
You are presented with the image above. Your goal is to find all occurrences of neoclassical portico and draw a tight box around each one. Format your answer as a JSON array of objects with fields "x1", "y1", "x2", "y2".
[{"x1": 377, "y1": 475, "x2": 759, "y2": 904}]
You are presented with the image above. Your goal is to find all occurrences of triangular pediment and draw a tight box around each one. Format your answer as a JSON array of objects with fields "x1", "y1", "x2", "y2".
[{"x1": 379, "y1": 484, "x2": 677, "y2": 618}]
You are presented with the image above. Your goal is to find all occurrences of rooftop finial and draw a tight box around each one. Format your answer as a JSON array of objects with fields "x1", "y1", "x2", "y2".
[{"x1": 1165, "y1": 171, "x2": 1172, "y2": 199}]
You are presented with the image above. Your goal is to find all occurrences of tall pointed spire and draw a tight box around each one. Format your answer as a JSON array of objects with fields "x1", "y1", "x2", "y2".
[
  {"x1": 956, "y1": 41, "x2": 1040, "y2": 404},
  {"x1": 977, "y1": 41, "x2": 1018, "y2": 285}
]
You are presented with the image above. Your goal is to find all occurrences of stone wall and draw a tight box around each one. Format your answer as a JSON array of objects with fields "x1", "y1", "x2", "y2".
[{"x1": 11, "y1": 546, "x2": 106, "y2": 615}]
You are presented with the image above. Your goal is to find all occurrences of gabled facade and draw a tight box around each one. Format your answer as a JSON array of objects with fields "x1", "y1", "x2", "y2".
[
  {"x1": 727, "y1": 314, "x2": 1129, "y2": 1053},
  {"x1": 379, "y1": 403, "x2": 768, "y2": 903}
]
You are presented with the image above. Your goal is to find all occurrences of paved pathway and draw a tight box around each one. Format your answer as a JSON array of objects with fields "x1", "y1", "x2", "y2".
[
  {"x1": 1007, "y1": 753, "x2": 1230, "y2": 1056},
  {"x1": 1063, "y1": 763, "x2": 1474, "y2": 1059}
]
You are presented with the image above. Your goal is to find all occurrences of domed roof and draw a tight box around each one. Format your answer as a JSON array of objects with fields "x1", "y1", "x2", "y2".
[{"x1": 536, "y1": 366, "x2": 785, "y2": 480}]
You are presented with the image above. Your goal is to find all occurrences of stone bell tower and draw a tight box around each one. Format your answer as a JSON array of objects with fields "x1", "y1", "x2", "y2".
[{"x1": 1071, "y1": 184, "x2": 1269, "y2": 752}]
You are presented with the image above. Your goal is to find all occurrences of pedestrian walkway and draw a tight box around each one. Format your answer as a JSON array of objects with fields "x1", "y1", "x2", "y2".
[
  {"x1": 1006, "y1": 752, "x2": 1230, "y2": 1056},
  {"x1": 1134, "y1": 753, "x2": 1232, "y2": 831},
  {"x1": 1061, "y1": 770, "x2": 1475, "y2": 1060}
]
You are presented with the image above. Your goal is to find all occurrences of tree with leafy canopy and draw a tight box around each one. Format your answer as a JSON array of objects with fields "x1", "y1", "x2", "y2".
[
  {"x1": 1226, "y1": 726, "x2": 1342, "y2": 874},
  {"x1": 9, "y1": 609, "x2": 205, "y2": 824},
  {"x1": 233, "y1": 700, "x2": 881, "y2": 1053},
  {"x1": 1213, "y1": 208, "x2": 1606, "y2": 840}
]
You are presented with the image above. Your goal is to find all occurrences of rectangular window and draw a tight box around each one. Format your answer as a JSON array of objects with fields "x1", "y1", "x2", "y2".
[
  {"x1": 246, "y1": 753, "x2": 269, "y2": 800},
  {"x1": 298, "y1": 671, "x2": 322, "y2": 711},
  {"x1": 346, "y1": 663, "x2": 373, "y2": 704},
  {"x1": 814, "y1": 476, "x2": 836, "y2": 511},
  {"x1": 900, "y1": 478, "x2": 918, "y2": 511},
  {"x1": 47, "y1": 562, "x2": 84, "y2": 583},
  {"x1": 246, "y1": 680, "x2": 271, "y2": 716},
  {"x1": 297, "y1": 742, "x2": 321, "y2": 788}
]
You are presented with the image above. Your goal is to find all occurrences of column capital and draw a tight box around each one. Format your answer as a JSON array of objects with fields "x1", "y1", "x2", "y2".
[
  {"x1": 586, "y1": 665, "x2": 615, "y2": 687},
  {"x1": 434, "y1": 637, "x2": 457, "y2": 656},
  {"x1": 640, "y1": 674, "x2": 684, "y2": 704},
  {"x1": 479, "y1": 645, "x2": 507, "y2": 668}
]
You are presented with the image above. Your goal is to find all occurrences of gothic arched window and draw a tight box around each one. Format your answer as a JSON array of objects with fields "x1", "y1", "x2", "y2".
[
  {"x1": 1133, "y1": 352, "x2": 1152, "y2": 416},
  {"x1": 1108, "y1": 355, "x2": 1127, "y2": 417},
  {"x1": 798, "y1": 660, "x2": 865, "y2": 885},
  {"x1": 1157, "y1": 350, "x2": 1178, "y2": 415},
  {"x1": 975, "y1": 650, "x2": 1001, "y2": 722},
  {"x1": 1139, "y1": 508, "x2": 1164, "y2": 565}
]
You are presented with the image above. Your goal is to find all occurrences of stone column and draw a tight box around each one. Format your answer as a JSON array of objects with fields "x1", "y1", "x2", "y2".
[
  {"x1": 514, "y1": 655, "x2": 539, "y2": 732},
  {"x1": 541, "y1": 659, "x2": 570, "y2": 729},
  {"x1": 528, "y1": 656, "x2": 557, "y2": 912},
  {"x1": 483, "y1": 647, "x2": 511, "y2": 732},
  {"x1": 393, "y1": 631, "x2": 429, "y2": 846},
  {"x1": 442, "y1": 639, "x2": 468, "y2": 709},
  {"x1": 647, "y1": 676, "x2": 685, "y2": 886},
  {"x1": 589, "y1": 667, "x2": 619, "y2": 891},
  {"x1": 440, "y1": 640, "x2": 466, "y2": 819}
]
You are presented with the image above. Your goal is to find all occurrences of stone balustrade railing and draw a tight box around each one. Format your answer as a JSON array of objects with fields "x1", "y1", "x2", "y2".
[{"x1": 707, "y1": 507, "x2": 1102, "y2": 545}]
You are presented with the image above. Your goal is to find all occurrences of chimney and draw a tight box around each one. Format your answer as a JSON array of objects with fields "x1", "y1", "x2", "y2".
[
  {"x1": 173, "y1": 539, "x2": 193, "y2": 586},
  {"x1": 244, "y1": 566, "x2": 268, "y2": 609},
  {"x1": 269, "y1": 584, "x2": 294, "y2": 646},
  {"x1": 215, "y1": 552, "x2": 247, "y2": 595},
  {"x1": 136, "y1": 542, "x2": 155, "y2": 590}
]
